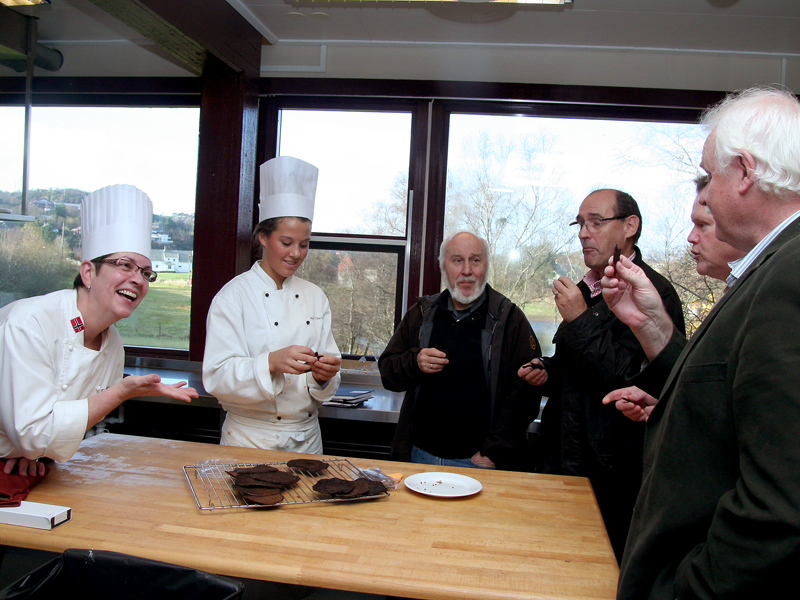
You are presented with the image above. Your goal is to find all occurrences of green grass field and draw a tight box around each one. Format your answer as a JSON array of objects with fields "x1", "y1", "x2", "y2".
[{"x1": 115, "y1": 273, "x2": 192, "y2": 349}]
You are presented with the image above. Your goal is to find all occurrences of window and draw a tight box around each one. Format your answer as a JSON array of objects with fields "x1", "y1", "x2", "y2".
[
  {"x1": 273, "y1": 103, "x2": 420, "y2": 358},
  {"x1": 0, "y1": 106, "x2": 200, "y2": 350},
  {"x1": 444, "y1": 111, "x2": 707, "y2": 350},
  {"x1": 0, "y1": 106, "x2": 24, "y2": 203},
  {"x1": 279, "y1": 109, "x2": 411, "y2": 236}
]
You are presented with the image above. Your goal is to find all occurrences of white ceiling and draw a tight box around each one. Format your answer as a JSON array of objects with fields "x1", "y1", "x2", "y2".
[
  {"x1": 4, "y1": 0, "x2": 800, "y2": 79},
  {"x1": 229, "y1": 0, "x2": 800, "y2": 56}
]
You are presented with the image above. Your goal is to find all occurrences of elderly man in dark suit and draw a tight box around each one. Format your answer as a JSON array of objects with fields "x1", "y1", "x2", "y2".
[{"x1": 603, "y1": 87, "x2": 800, "y2": 600}]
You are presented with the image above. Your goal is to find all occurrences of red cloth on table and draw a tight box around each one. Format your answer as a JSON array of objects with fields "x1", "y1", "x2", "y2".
[{"x1": 0, "y1": 459, "x2": 50, "y2": 507}]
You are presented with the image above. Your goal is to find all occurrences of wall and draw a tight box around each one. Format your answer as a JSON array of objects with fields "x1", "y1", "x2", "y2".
[{"x1": 262, "y1": 43, "x2": 800, "y2": 93}]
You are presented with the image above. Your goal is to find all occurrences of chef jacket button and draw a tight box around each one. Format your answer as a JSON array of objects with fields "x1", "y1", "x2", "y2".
[
  {"x1": 265, "y1": 293, "x2": 269, "y2": 297},
  {"x1": 274, "y1": 321, "x2": 279, "y2": 326},
  {"x1": 61, "y1": 384, "x2": 68, "y2": 391},
  {"x1": 67, "y1": 343, "x2": 73, "y2": 351},
  {"x1": 276, "y1": 416, "x2": 282, "y2": 420}
]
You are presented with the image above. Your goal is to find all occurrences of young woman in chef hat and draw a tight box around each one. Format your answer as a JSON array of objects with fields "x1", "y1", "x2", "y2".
[
  {"x1": 0, "y1": 184, "x2": 198, "y2": 477},
  {"x1": 203, "y1": 156, "x2": 342, "y2": 453}
]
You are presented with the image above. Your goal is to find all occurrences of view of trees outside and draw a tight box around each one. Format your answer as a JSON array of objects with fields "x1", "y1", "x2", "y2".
[
  {"x1": 0, "y1": 107, "x2": 199, "y2": 349},
  {"x1": 296, "y1": 249, "x2": 399, "y2": 357},
  {"x1": 445, "y1": 114, "x2": 713, "y2": 352}
]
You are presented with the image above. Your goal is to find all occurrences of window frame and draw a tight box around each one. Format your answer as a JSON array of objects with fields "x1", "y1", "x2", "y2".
[
  {"x1": 257, "y1": 96, "x2": 431, "y2": 359},
  {"x1": 0, "y1": 77, "x2": 202, "y2": 360}
]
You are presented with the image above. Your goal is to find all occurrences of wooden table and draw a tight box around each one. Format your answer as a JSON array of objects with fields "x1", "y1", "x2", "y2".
[{"x1": 0, "y1": 434, "x2": 618, "y2": 600}]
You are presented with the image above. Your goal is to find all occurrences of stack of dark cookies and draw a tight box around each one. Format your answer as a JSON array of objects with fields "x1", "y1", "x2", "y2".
[
  {"x1": 226, "y1": 464, "x2": 299, "y2": 505},
  {"x1": 312, "y1": 477, "x2": 386, "y2": 499},
  {"x1": 226, "y1": 459, "x2": 387, "y2": 505}
]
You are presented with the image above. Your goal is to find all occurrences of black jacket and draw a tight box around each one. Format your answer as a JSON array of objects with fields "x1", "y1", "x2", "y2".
[
  {"x1": 539, "y1": 250, "x2": 685, "y2": 476},
  {"x1": 537, "y1": 250, "x2": 685, "y2": 560},
  {"x1": 379, "y1": 285, "x2": 541, "y2": 470}
]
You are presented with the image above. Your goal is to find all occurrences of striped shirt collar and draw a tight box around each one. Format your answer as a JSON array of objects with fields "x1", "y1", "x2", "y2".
[
  {"x1": 726, "y1": 209, "x2": 800, "y2": 288},
  {"x1": 584, "y1": 250, "x2": 636, "y2": 298}
]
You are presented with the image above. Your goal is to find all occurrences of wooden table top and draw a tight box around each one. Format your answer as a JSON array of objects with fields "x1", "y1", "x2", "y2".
[{"x1": 1, "y1": 434, "x2": 618, "y2": 600}]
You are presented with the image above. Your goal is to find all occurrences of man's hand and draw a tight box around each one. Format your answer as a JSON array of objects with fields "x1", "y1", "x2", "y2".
[
  {"x1": 417, "y1": 348, "x2": 449, "y2": 374},
  {"x1": 518, "y1": 359, "x2": 548, "y2": 386},
  {"x1": 3, "y1": 457, "x2": 46, "y2": 477},
  {"x1": 601, "y1": 254, "x2": 674, "y2": 360},
  {"x1": 470, "y1": 452, "x2": 496, "y2": 468},
  {"x1": 312, "y1": 354, "x2": 341, "y2": 385},
  {"x1": 553, "y1": 276, "x2": 587, "y2": 322},
  {"x1": 602, "y1": 385, "x2": 658, "y2": 422},
  {"x1": 268, "y1": 345, "x2": 316, "y2": 375}
]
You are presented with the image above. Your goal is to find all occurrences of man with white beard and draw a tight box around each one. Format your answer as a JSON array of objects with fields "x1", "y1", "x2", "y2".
[{"x1": 379, "y1": 231, "x2": 541, "y2": 471}]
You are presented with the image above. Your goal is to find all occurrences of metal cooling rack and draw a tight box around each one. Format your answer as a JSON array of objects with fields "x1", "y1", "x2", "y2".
[{"x1": 183, "y1": 458, "x2": 389, "y2": 510}]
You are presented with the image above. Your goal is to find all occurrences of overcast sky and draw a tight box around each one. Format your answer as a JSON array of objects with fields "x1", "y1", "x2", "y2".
[{"x1": 1, "y1": 106, "x2": 200, "y2": 215}]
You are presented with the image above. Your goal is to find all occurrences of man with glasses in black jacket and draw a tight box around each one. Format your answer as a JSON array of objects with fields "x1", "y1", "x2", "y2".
[{"x1": 520, "y1": 188, "x2": 685, "y2": 562}]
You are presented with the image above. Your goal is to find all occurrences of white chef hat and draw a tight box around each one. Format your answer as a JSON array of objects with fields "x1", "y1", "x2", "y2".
[
  {"x1": 81, "y1": 184, "x2": 153, "y2": 262},
  {"x1": 258, "y1": 156, "x2": 318, "y2": 223}
]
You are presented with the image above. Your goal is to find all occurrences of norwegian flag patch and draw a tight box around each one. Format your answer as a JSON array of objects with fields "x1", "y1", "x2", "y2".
[{"x1": 71, "y1": 317, "x2": 85, "y2": 333}]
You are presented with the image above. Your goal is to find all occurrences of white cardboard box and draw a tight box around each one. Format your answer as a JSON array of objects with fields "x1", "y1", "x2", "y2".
[{"x1": 0, "y1": 501, "x2": 71, "y2": 530}]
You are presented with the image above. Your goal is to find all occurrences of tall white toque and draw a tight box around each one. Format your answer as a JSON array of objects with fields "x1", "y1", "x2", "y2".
[
  {"x1": 258, "y1": 156, "x2": 318, "y2": 223},
  {"x1": 81, "y1": 184, "x2": 153, "y2": 262}
]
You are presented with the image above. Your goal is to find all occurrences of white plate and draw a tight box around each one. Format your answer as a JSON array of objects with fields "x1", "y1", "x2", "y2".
[{"x1": 404, "y1": 472, "x2": 482, "y2": 498}]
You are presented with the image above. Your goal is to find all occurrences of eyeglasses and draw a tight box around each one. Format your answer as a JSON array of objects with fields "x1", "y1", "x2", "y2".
[
  {"x1": 95, "y1": 257, "x2": 158, "y2": 283},
  {"x1": 569, "y1": 215, "x2": 628, "y2": 233}
]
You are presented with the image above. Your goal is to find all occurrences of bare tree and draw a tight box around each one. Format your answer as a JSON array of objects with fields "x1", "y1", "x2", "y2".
[
  {"x1": 617, "y1": 123, "x2": 723, "y2": 334},
  {"x1": 445, "y1": 129, "x2": 575, "y2": 310},
  {"x1": 0, "y1": 224, "x2": 77, "y2": 308}
]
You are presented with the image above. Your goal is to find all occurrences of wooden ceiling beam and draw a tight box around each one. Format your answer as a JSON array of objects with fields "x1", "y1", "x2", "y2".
[{"x1": 87, "y1": 0, "x2": 261, "y2": 78}]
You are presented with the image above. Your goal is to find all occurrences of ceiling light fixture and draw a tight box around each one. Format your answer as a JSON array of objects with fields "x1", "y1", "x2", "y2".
[{"x1": 0, "y1": 0, "x2": 51, "y2": 6}]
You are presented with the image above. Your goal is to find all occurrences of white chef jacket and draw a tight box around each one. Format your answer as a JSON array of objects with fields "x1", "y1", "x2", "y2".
[
  {"x1": 202, "y1": 262, "x2": 341, "y2": 448},
  {"x1": 0, "y1": 289, "x2": 123, "y2": 462}
]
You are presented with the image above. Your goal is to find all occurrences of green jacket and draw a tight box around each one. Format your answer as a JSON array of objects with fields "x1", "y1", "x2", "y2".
[{"x1": 620, "y1": 218, "x2": 800, "y2": 600}]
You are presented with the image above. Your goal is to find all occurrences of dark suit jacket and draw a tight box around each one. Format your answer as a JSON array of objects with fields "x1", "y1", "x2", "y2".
[{"x1": 619, "y1": 216, "x2": 800, "y2": 600}]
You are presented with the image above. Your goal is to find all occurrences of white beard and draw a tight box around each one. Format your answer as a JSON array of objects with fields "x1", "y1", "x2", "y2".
[{"x1": 445, "y1": 276, "x2": 487, "y2": 306}]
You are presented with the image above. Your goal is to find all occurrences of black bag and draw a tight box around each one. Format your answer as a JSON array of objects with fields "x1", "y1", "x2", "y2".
[{"x1": 0, "y1": 549, "x2": 244, "y2": 600}]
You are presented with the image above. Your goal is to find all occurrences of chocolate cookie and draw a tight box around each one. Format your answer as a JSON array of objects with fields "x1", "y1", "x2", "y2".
[
  {"x1": 364, "y1": 478, "x2": 387, "y2": 496},
  {"x1": 313, "y1": 478, "x2": 356, "y2": 495},
  {"x1": 286, "y1": 459, "x2": 330, "y2": 473},
  {"x1": 228, "y1": 464, "x2": 279, "y2": 476},
  {"x1": 337, "y1": 478, "x2": 371, "y2": 498},
  {"x1": 242, "y1": 491, "x2": 284, "y2": 505},
  {"x1": 250, "y1": 471, "x2": 300, "y2": 486},
  {"x1": 232, "y1": 483, "x2": 279, "y2": 494},
  {"x1": 234, "y1": 473, "x2": 275, "y2": 487}
]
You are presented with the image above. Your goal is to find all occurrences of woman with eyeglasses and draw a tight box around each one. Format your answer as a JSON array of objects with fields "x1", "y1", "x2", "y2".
[
  {"x1": 203, "y1": 157, "x2": 341, "y2": 454},
  {"x1": 0, "y1": 185, "x2": 197, "y2": 477}
]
